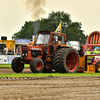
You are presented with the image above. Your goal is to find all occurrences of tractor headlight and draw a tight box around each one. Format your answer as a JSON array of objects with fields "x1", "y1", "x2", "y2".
[{"x1": 22, "y1": 50, "x2": 28, "y2": 57}]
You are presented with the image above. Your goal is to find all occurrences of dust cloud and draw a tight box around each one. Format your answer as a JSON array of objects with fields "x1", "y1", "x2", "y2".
[{"x1": 25, "y1": 0, "x2": 46, "y2": 21}]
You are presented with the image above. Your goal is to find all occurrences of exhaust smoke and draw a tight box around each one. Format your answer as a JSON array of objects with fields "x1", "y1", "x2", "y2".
[{"x1": 25, "y1": 0, "x2": 46, "y2": 21}]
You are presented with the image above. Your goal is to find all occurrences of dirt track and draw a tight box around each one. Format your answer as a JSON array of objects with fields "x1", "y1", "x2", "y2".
[
  {"x1": 0, "y1": 68, "x2": 100, "y2": 100},
  {"x1": 0, "y1": 68, "x2": 31, "y2": 74}
]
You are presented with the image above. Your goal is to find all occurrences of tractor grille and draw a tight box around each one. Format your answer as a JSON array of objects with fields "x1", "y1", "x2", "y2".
[
  {"x1": 22, "y1": 46, "x2": 27, "y2": 49},
  {"x1": 31, "y1": 51, "x2": 41, "y2": 57},
  {"x1": 22, "y1": 50, "x2": 28, "y2": 57}
]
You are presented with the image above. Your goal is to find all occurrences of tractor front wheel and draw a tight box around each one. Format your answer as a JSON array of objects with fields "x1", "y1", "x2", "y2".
[
  {"x1": 11, "y1": 57, "x2": 24, "y2": 73},
  {"x1": 30, "y1": 58, "x2": 44, "y2": 73}
]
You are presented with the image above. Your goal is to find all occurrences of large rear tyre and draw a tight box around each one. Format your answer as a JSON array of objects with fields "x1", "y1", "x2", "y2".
[
  {"x1": 11, "y1": 57, "x2": 24, "y2": 73},
  {"x1": 30, "y1": 58, "x2": 44, "y2": 73},
  {"x1": 95, "y1": 61, "x2": 100, "y2": 72},
  {"x1": 52, "y1": 48, "x2": 80, "y2": 73}
]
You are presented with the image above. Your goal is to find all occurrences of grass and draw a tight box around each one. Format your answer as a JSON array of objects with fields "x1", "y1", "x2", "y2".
[
  {"x1": 0, "y1": 72, "x2": 100, "y2": 78},
  {"x1": 0, "y1": 64, "x2": 29, "y2": 68},
  {"x1": 0, "y1": 64, "x2": 100, "y2": 78}
]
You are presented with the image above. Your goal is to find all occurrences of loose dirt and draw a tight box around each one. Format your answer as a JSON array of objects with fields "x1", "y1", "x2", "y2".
[
  {"x1": 0, "y1": 68, "x2": 31, "y2": 74},
  {"x1": 0, "y1": 68, "x2": 100, "y2": 100}
]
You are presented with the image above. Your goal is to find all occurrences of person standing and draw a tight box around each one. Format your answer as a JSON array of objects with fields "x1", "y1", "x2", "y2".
[
  {"x1": 2, "y1": 45, "x2": 7, "y2": 55},
  {"x1": 50, "y1": 35, "x2": 56, "y2": 55},
  {"x1": 16, "y1": 45, "x2": 21, "y2": 55},
  {"x1": 7, "y1": 47, "x2": 11, "y2": 55},
  {"x1": 87, "y1": 47, "x2": 92, "y2": 54},
  {"x1": 79, "y1": 45, "x2": 84, "y2": 56},
  {"x1": 93, "y1": 48, "x2": 99, "y2": 54},
  {"x1": 11, "y1": 48, "x2": 14, "y2": 55}
]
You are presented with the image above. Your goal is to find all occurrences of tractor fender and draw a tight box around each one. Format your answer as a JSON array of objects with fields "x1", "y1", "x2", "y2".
[{"x1": 57, "y1": 45, "x2": 70, "y2": 50}]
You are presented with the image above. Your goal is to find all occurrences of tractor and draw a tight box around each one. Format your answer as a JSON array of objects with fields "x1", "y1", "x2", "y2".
[{"x1": 11, "y1": 30, "x2": 80, "y2": 73}]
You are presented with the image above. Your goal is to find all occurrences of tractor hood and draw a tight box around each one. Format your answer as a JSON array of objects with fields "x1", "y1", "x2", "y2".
[{"x1": 22, "y1": 45, "x2": 43, "y2": 51}]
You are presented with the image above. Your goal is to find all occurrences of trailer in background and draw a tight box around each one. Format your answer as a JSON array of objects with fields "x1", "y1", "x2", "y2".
[{"x1": 67, "y1": 41, "x2": 80, "y2": 50}]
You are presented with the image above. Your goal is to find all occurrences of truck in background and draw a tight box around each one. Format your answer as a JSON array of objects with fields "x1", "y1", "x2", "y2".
[{"x1": 67, "y1": 41, "x2": 80, "y2": 51}]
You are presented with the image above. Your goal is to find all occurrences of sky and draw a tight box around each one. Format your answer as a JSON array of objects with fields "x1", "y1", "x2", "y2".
[{"x1": 0, "y1": 0, "x2": 100, "y2": 40}]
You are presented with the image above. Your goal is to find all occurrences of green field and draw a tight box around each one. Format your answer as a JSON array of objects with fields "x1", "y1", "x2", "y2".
[
  {"x1": 0, "y1": 73, "x2": 100, "y2": 78},
  {"x1": 0, "y1": 64, "x2": 100, "y2": 78},
  {"x1": 0, "y1": 64, "x2": 29, "y2": 68}
]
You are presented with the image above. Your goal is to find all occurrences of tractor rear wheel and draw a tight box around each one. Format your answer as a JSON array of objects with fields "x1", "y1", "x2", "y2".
[
  {"x1": 95, "y1": 61, "x2": 100, "y2": 72},
  {"x1": 52, "y1": 48, "x2": 80, "y2": 73},
  {"x1": 30, "y1": 58, "x2": 44, "y2": 73},
  {"x1": 11, "y1": 57, "x2": 24, "y2": 73}
]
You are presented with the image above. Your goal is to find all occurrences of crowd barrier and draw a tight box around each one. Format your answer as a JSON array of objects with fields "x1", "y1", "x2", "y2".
[{"x1": 0, "y1": 55, "x2": 21, "y2": 64}]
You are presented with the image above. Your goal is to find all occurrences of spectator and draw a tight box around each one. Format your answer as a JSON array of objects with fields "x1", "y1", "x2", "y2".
[
  {"x1": 99, "y1": 48, "x2": 100, "y2": 53},
  {"x1": 2, "y1": 46, "x2": 7, "y2": 55},
  {"x1": 11, "y1": 48, "x2": 14, "y2": 55},
  {"x1": 84, "y1": 50, "x2": 87, "y2": 54},
  {"x1": 79, "y1": 45, "x2": 84, "y2": 56},
  {"x1": 87, "y1": 47, "x2": 92, "y2": 54},
  {"x1": 7, "y1": 47, "x2": 11, "y2": 55},
  {"x1": 93, "y1": 48, "x2": 99, "y2": 54},
  {"x1": 16, "y1": 45, "x2": 21, "y2": 55}
]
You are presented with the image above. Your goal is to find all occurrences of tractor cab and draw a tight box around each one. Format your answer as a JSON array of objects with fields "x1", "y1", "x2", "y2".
[
  {"x1": 36, "y1": 30, "x2": 66, "y2": 46},
  {"x1": 36, "y1": 32, "x2": 50, "y2": 45},
  {"x1": 34, "y1": 30, "x2": 67, "y2": 56}
]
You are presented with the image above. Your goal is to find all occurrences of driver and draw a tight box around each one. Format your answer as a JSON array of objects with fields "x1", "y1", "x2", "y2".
[
  {"x1": 50, "y1": 36, "x2": 56, "y2": 46},
  {"x1": 50, "y1": 35, "x2": 56, "y2": 55}
]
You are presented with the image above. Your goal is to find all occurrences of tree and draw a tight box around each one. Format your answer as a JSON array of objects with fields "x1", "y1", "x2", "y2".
[
  {"x1": 39, "y1": 11, "x2": 87, "y2": 44},
  {"x1": 12, "y1": 21, "x2": 34, "y2": 39},
  {"x1": 65, "y1": 22, "x2": 88, "y2": 44},
  {"x1": 12, "y1": 11, "x2": 87, "y2": 44},
  {"x1": 39, "y1": 11, "x2": 71, "y2": 31}
]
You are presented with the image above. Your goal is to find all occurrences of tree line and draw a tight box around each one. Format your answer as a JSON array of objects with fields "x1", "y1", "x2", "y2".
[{"x1": 12, "y1": 11, "x2": 88, "y2": 44}]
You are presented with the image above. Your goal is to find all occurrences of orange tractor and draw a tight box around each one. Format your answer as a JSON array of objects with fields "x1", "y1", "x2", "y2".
[{"x1": 11, "y1": 30, "x2": 80, "y2": 73}]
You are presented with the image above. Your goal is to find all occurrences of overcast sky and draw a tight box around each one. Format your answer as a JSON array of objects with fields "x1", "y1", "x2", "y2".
[{"x1": 0, "y1": 0, "x2": 100, "y2": 40}]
